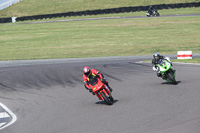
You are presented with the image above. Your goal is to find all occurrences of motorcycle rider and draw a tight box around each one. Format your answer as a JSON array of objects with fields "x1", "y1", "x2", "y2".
[
  {"x1": 147, "y1": 6, "x2": 154, "y2": 15},
  {"x1": 147, "y1": 6, "x2": 159, "y2": 16},
  {"x1": 152, "y1": 52, "x2": 173, "y2": 78},
  {"x1": 82, "y1": 66, "x2": 112, "y2": 94}
]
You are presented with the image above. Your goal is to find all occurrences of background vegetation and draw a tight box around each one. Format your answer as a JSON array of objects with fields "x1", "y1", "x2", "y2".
[
  {"x1": 0, "y1": 0, "x2": 200, "y2": 18},
  {"x1": 0, "y1": 0, "x2": 199, "y2": 61},
  {"x1": 0, "y1": 9, "x2": 199, "y2": 60}
]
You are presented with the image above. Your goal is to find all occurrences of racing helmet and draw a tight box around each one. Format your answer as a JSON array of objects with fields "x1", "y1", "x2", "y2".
[
  {"x1": 153, "y1": 52, "x2": 160, "y2": 59},
  {"x1": 83, "y1": 66, "x2": 91, "y2": 76}
]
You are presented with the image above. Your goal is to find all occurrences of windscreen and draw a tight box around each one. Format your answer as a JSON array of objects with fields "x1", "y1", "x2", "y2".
[
  {"x1": 158, "y1": 59, "x2": 166, "y2": 66},
  {"x1": 89, "y1": 76, "x2": 99, "y2": 86}
]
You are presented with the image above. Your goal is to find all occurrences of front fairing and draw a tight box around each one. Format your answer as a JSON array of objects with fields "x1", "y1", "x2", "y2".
[
  {"x1": 88, "y1": 76, "x2": 98, "y2": 86},
  {"x1": 157, "y1": 59, "x2": 176, "y2": 82},
  {"x1": 158, "y1": 59, "x2": 171, "y2": 73},
  {"x1": 89, "y1": 77, "x2": 104, "y2": 92}
]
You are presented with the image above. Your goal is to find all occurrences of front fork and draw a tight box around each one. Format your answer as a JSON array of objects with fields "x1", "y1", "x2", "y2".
[
  {"x1": 97, "y1": 87, "x2": 111, "y2": 100},
  {"x1": 163, "y1": 69, "x2": 176, "y2": 81}
]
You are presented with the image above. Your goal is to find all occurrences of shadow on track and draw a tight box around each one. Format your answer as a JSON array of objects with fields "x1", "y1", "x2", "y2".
[
  {"x1": 161, "y1": 81, "x2": 181, "y2": 85},
  {"x1": 95, "y1": 100, "x2": 118, "y2": 105}
]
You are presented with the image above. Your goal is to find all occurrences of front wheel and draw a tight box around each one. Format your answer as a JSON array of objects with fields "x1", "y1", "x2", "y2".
[
  {"x1": 167, "y1": 71, "x2": 176, "y2": 84},
  {"x1": 100, "y1": 92, "x2": 113, "y2": 105},
  {"x1": 110, "y1": 95, "x2": 114, "y2": 102},
  {"x1": 156, "y1": 13, "x2": 160, "y2": 16}
]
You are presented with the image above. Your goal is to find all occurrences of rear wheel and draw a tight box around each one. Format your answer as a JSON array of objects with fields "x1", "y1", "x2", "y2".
[{"x1": 100, "y1": 92, "x2": 113, "y2": 105}]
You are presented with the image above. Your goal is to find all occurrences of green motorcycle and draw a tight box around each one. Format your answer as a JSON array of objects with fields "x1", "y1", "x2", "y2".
[{"x1": 157, "y1": 59, "x2": 177, "y2": 84}]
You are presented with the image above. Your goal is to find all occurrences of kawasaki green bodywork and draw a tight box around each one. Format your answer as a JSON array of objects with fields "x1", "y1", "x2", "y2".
[{"x1": 157, "y1": 59, "x2": 176, "y2": 83}]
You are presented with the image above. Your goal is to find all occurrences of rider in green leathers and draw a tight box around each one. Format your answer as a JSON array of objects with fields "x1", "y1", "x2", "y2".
[{"x1": 152, "y1": 52, "x2": 173, "y2": 78}]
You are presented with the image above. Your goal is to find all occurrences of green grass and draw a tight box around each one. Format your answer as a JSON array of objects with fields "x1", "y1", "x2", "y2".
[
  {"x1": 0, "y1": 8, "x2": 200, "y2": 60},
  {"x1": 172, "y1": 58, "x2": 200, "y2": 63},
  {"x1": 0, "y1": 0, "x2": 200, "y2": 18}
]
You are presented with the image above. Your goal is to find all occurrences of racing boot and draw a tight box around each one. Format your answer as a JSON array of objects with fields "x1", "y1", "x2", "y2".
[
  {"x1": 108, "y1": 85, "x2": 113, "y2": 92},
  {"x1": 173, "y1": 70, "x2": 176, "y2": 73},
  {"x1": 104, "y1": 80, "x2": 113, "y2": 92},
  {"x1": 101, "y1": 78, "x2": 113, "y2": 92}
]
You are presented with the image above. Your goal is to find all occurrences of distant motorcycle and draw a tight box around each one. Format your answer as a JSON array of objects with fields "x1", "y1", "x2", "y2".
[
  {"x1": 89, "y1": 76, "x2": 114, "y2": 105},
  {"x1": 146, "y1": 9, "x2": 160, "y2": 17},
  {"x1": 157, "y1": 59, "x2": 177, "y2": 84}
]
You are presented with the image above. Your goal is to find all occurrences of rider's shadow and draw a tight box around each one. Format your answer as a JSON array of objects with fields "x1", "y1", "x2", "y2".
[
  {"x1": 161, "y1": 81, "x2": 181, "y2": 85},
  {"x1": 95, "y1": 100, "x2": 118, "y2": 105}
]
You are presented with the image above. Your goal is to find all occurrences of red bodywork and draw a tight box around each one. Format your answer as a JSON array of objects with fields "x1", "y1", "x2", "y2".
[{"x1": 89, "y1": 77, "x2": 111, "y2": 100}]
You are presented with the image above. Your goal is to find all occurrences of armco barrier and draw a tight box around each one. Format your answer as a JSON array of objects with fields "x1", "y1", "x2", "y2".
[{"x1": 0, "y1": 1, "x2": 200, "y2": 23}]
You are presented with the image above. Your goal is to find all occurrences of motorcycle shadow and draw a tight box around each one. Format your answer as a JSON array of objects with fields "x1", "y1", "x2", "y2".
[
  {"x1": 95, "y1": 99, "x2": 118, "y2": 105},
  {"x1": 161, "y1": 81, "x2": 181, "y2": 85}
]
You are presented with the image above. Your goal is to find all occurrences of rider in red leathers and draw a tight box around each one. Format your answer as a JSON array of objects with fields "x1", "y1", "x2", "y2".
[{"x1": 82, "y1": 66, "x2": 112, "y2": 94}]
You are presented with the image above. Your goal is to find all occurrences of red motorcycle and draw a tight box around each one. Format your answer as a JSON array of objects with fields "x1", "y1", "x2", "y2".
[{"x1": 89, "y1": 76, "x2": 114, "y2": 105}]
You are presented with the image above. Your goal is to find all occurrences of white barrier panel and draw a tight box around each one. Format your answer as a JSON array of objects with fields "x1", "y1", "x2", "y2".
[
  {"x1": 177, "y1": 51, "x2": 192, "y2": 59},
  {"x1": 12, "y1": 17, "x2": 17, "y2": 23}
]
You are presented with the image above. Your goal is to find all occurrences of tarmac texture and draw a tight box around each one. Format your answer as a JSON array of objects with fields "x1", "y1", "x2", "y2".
[{"x1": 0, "y1": 56, "x2": 200, "y2": 133}]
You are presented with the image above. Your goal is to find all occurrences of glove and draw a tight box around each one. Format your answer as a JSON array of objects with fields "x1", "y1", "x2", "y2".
[
  {"x1": 89, "y1": 89, "x2": 95, "y2": 95},
  {"x1": 96, "y1": 74, "x2": 99, "y2": 78},
  {"x1": 152, "y1": 66, "x2": 158, "y2": 71},
  {"x1": 100, "y1": 78, "x2": 105, "y2": 83}
]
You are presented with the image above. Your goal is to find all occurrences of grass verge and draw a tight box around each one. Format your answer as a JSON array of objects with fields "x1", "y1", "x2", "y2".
[
  {"x1": 0, "y1": 0, "x2": 199, "y2": 18},
  {"x1": 0, "y1": 8, "x2": 200, "y2": 61}
]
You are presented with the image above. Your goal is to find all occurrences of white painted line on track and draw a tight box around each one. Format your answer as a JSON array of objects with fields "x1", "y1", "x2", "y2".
[
  {"x1": 135, "y1": 61, "x2": 144, "y2": 63},
  {"x1": 0, "y1": 123, "x2": 6, "y2": 127},
  {"x1": 0, "y1": 103, "x2": 17, "y2": 130},
  {"x1": 0, "y1": 112, "x2": 10, "y2": 119}
]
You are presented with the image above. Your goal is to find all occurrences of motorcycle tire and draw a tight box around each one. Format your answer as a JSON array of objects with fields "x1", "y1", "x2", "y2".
[
  {"x1": 110, "y1": 95, "x2": 114, "y2": 102},
  {"x1": 167, "y1": 71, "x2": 177, "y2": 85},
  {"x1": 156, "y1": 13, "x2": 160, "y2": 16},
  {"x1": 100, "y1": 92, "x2": 113, "y2": 105}
]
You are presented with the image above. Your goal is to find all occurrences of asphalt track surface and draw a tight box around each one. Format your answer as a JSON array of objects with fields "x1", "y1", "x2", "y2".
[{"x1": 0, "y1": 54, "x2": 200, "y2": 133}]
